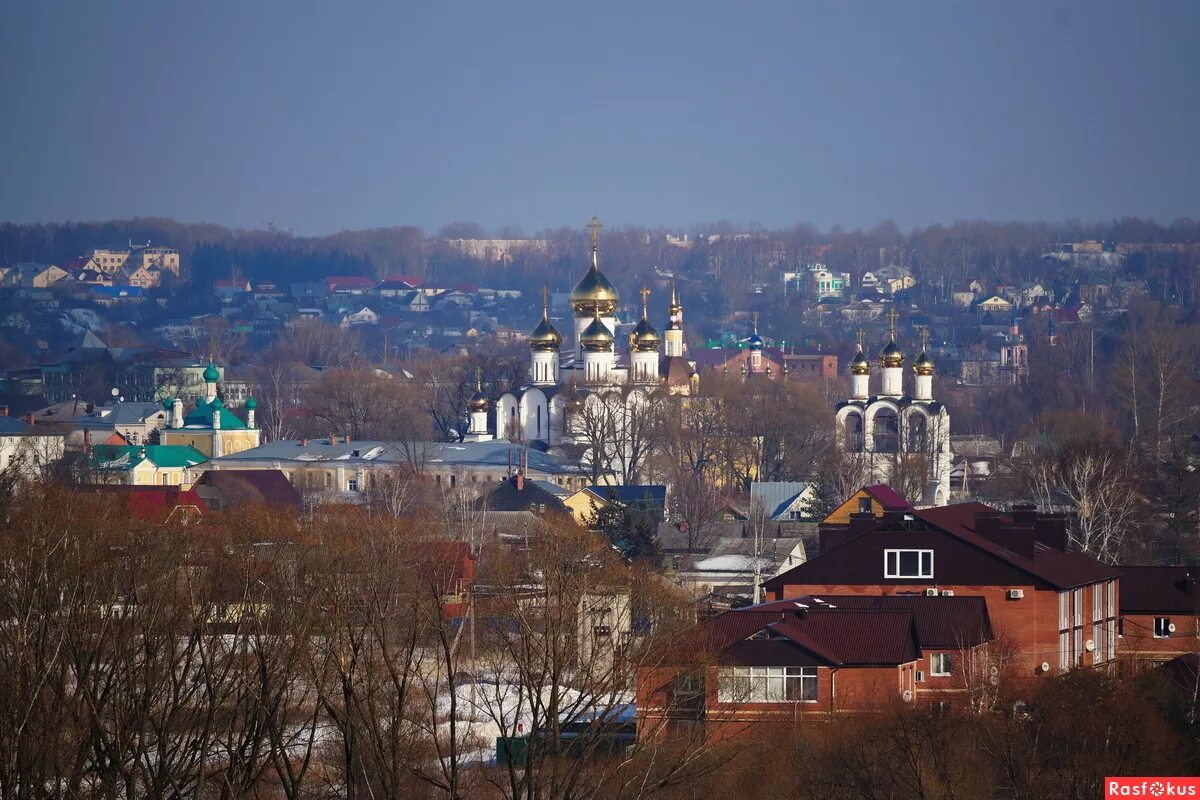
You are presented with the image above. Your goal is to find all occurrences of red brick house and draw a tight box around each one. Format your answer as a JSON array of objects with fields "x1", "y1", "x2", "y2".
[
  {"x1": 763, "y1": 502, "x2": 1120, "y2": 678},
  {"x1": 637, "y1": 594, "x2": 992, "y2": 741},
  {"x1": 1117, "y1": 566, "x2": 1200, "y2": 668}
]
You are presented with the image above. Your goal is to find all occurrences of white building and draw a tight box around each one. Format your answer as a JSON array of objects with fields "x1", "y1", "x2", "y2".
[{"x1": 834, "y1": 313, "x2": 952, "y2": 506}]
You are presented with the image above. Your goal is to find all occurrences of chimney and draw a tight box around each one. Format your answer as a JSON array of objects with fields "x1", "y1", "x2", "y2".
[
  {"x1": 329, "y1": 434, "x2": 337, "y2": 446},
  {"x1": 974, "y1": 511, "x2": 1002, "y2": 544},
  {"x1": 0, "y1": 404, "x2": 7, "y2": 416},
  {"x1": 515, "y1": 472, "x2": 524, "y2": 491},
  {"x1": 300, "y1": 438, "x2": 309, "y2": 447},
  {"x1": 24, "y1": 413, "x2": 34, "y2": 426},
  {"x1": 1002, "y1": 525, "x2": 1037, "y2": 560},
  {"x1": 1033, "y1": 514, "x2": 1068, "y2": 552},
  {"x1": 1012, "y1": 503, "x2": 1037, "y2": 525}
]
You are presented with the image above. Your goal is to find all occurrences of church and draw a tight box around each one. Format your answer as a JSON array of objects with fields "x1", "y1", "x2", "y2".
[
  {"x1": 467, "y1": 218, "x2": 695, "y2": 455},
  {"x1": 834, "y1": 310, "x2": 952, "y2": 506}
]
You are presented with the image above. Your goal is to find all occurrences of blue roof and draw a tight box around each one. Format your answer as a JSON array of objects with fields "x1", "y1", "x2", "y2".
[
  {"x1": 89, "y1": 285, "x2": 147, "y2": 298},
  {"x1": 750, "y1": 481, "x2": 815, "y2": 521},
  {"x1": 586, "y1": 484, "x2": 667, "y2": 509}
]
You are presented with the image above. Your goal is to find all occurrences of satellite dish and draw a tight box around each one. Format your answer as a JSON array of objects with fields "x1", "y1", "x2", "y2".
[{"x1": 111, "y1": 387, "x2": 120, "y2": 397}]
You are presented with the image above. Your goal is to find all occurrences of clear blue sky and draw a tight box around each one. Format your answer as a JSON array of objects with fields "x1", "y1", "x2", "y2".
[{"x1": 3, "y1": 1, "x2": 1198, "y2": 235}]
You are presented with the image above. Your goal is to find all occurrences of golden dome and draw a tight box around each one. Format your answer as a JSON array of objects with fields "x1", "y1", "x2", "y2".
[
  {"x1": 570, "y1": 262, "x2": 620, "y2": 315},
  {"x1": 580, "y1": 312, "x2": 614, "y2": 352},
  {"x1": 879, "y1": 338, "x2": 905, "y2": 368},
  {"x1": 468, "y1": 390, "x2": 489, "y2": 413},
  {"x1": 529, "y1": 315, "x2": 562, "y2": 351},
  {"x1": 850, "y1": 347, "x2": 871, "y2": 375},
  {"x1": 631, "y1": 317, "x2": 661, "y2": 351},
  {"x1": 912, "y1": 349, "x2": 935, "y2": 376}
]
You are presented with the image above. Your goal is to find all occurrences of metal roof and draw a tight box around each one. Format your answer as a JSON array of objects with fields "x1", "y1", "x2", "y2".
[
  {"x1": 750, "y1": 481, "x2": 814, "y2": 520},
  {"x1": 1117, "y1": 566, "x2": 1200, "y2": 615}
]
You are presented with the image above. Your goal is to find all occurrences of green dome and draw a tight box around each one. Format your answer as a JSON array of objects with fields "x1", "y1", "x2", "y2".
[
  {"x1": 162, "y1": 397, "x2": 174, "y2": 410},
  {"x1": 244, "y1": 395, "x2": 257, "y2": 410},
  {"x1": 202, "y1": 363, "x2": 220, "y2": 382}
]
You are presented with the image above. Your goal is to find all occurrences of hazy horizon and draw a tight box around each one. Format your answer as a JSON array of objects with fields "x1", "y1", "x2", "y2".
[{"x1": 4, "y1": 1, "x2": 1199, "y2": 236}]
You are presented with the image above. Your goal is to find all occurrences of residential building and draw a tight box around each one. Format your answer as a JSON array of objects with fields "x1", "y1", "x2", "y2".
[
  {"x1": 1117, "y1": 567, "x2": 1200, "y2": 668},
  {"x1": 192, "y1": 468, "x2": 303, "y2": 512},
  {"x1": 0, "y1": 413, "x2": 66, "y2": 477},
  {"x1": 69, "y1": 400, "x2": 171, "y2": 447},
  {"x1": 763, "y1": 502, "x2": 1120, "y2": 677},
  {"x1": 749, "y1": 481, "x2": 817, "y2": 522},
  {"x1": 564, "y1": 484, "x2": 667, "y2": 525},
  {"x1": 636, "y1": 593, "x2": 992, "y2": 741}
]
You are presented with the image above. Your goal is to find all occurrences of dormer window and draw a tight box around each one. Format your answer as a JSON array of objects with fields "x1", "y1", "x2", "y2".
[{"x1": 885, "y1": 549, "x2": 934, "y2": 579}]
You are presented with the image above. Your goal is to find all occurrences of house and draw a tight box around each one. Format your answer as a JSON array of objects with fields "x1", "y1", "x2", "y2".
[
  {"x1": 326, "y1": 276, "x2": 376, "y2": 295},
  {"x1": 764, "y1": 501, "x2": 1120, "y2": 677},
  {"x1": 88, "y1": 444, "x2": 208, "y2": 487},
  {"x1": 431, "y1": 290, "x2": 474, "y2": 311},
  {"x1": 79, "y1": 484, "x2": 206, "y2": 523},
  {"x1": 376, "y1": 278, "x2": 419, "y2": 298},
  {"x1": 1116, "y1": 567, "x2": 1200, "y2": 668},
  {"x1": 822, "y1": 483, "x2": 911, "y2": 526},
  {"x1": 340, "y1": 306, "x2": 380, "y2": 327},
  {"x1": 657, "y1": 523, "x2": 806, "y2": 600},
  {"x1": 396, "y1": 291, "x2": 431, "y2": 312},
  {"x1": 0, "y1": 413, "x2": 66, "y2": 478},
  {"x1": 69, "y1": 400, "x2": 171, "y2": 448},
  {"x1": 636, "y1": 593, "x2": 992, "y2": 741},
  {"x1": 88, "y1": 285, "x2": 147, "y2": 305},
  {"x1": 214, "y1": 278, "x2": 252, "y2": 299},
  {"x1": 749, "y1": 482, "x2": 817, "y2": 522},
  {"x1": 563, "y1": 484, "x2": 667, "y2": 525},
  {"x1": 874, "y1": 265, "x2": 917, "y2": 294},
  {"x1": 192, "y1": 468, "x2": 303, "y2": 512},
  {"x1": 474, "y1": 473, "x2": 568, "y2": 515},
  {"x1": 8, "y1": 262, "x2": 71, "y2": 288},
  {"x1": 974, "y1": 295, "x2": 1014, "y2": 315}
]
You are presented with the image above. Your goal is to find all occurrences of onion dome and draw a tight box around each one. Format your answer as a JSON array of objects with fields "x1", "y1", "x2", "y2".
[
  {"x1": 529, "y1": 288, "x2": 562, "y2": 351},
  {"x1": 570, "y1": 217, "x2": 619, "y2": 315},
  {"x1": 850, "y1": 347, "x2": 871, "y2": 375},
  {"x1": 244, "y1": 395, "x2": 257, "y2": 411},
  {"x1": 747, "y1": 312, "x2": 764, "y2": 350},
  {"x1": 211, "y1": 396, "x2": 225, "y2": 410},
  {"x1": 468, "y1": 390, "x2": 489, "y2": 413},
  {"x1": 879, "y1": 307, "x2": 904, "y2": 367},
  {"x1": 202, "y1": 363, "x2": 220, "y2": 382},
  {"x1": 580, "y1": 311, "x2": 614, "y2": 352},
  {"x1": 631, "y1": 317, "x2": 661, "y2": 351},
  {"x1": 630, "y1": 287, "x2": 661, "y2": 351},
  {"x1": 162, "y1": 397, "x2": 174, "y2": 411},
  {"x1": 912, "y1": 349, "x2": 935, "y2": 376},
  {"x1": 468, "y1": 369, "x2": 489, "y2": 412},
  {"x1": 879, "y1": 338, "x2": 905, "y2": 368}
]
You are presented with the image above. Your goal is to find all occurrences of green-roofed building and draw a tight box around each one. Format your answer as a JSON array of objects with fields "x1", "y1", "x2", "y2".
[{"x1": 89, "y1": 444, "x2": 208, "y2": 487}]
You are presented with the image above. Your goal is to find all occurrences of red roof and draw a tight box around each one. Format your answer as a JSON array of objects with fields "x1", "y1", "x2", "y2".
[
  {"x1": 80, "y1": 485, "x2": 206, "y2": 521},
  {"x1": 752, "y1": 595, "x2": 992, "y2": 649},
  {"x1": 864, "y1": 484, "x2": 911, "y2": 510},
  {"x1": 198, "y1": 469, "x2": 302, "y2": 510},
  {"x1": 1117, "y1": 566, "x2": 1200, "y2": 615},
  {"x1": 326, "y1": 275, "x2": 376, "y2": 290}
]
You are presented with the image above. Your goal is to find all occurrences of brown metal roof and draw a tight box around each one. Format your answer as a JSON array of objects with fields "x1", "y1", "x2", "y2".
[
  {"x1": 755, "y1": 595, "x2": 993, "y2": 650},
  {"x1": 678, "y1": 606, "x2": 920, "y2": 667},
  {"x1": 766, "y1": 500, "x2": 1117, "y2": 592},
  {"x1": 1118, "y1": 566, "x2": 1200, "y2": 615}
]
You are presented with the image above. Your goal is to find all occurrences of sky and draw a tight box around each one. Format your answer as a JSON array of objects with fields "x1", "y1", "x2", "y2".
[{"x1": 3, "y1": 1, "x2": 1199, "y2": 235}]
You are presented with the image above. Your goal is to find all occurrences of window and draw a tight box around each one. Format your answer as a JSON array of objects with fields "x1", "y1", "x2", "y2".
[
  {"x1": 717, "y1": 667, "x2": 817, "y2": 703},
  {"x1": 1073, "y1": 627, "x2": 1083, "y2": 666},
  {"x1": 1058, "y1": 591, "x2": 1069, "y2": 630},
  {"x1": 348, "y1": 479, "x2": 359, "y2": 492},
  {"x1": 885, "y1": 549, "x2": 933, "y2": 579},
  {"x1": 1092, "y1": 585, "x2": 1103, "y2": 623},
  {"x1": 1059, "y1": 631, "x2": 1070, "y2": 672},
  {"x1": 858, "y1": 497, "x2": 872, "y2": 514},
  {"x1": 1106, "y1": 581, "x2": 1115, "y2": 618},
  {"x1": 1154, "y1": 617, "x2": 1172, "y2": 638},
  {"x1": 930, "y1": 653, "x2": 952, "y2": 676}
]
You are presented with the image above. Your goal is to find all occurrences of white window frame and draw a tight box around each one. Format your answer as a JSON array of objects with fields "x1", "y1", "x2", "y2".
[
  {"x1": 717, "y1": 666, "x2": 818, "y2": 703},
  {"x1": 930, "y1": 653, "x2": 952, "y2": 677},
  {"x1": 1154, "y1": 617, "x2": 1171, "y2": 638},
  {"x1": 884, "y1": 549, "x2": 934, "y2": 580}
]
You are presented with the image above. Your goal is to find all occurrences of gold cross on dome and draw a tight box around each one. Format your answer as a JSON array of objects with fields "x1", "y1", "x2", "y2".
[
  {"x1": 857, "y1": 327, "x2": 865, "y2": 347},
  {"x1": 886, "y1": 306, "x2": 898, "y2": 336},
  {"x1": 541, "y1": 284, "x2": 550, "y2": 315},
  {"x1": 587, "y1": 216, "x2": 603, "y2": 249},
  {"x1": 475, "y1": 366, "x2": 482, "y2": 392},
  {"x1": 640, "y1": 286, "x2": 650, "y2": 316},
  {"x1": 920, "y1": 326, "x2": 929, "y2": 350},
  {"x1": 752, "y1": 311, "x2": 760, "y2": 333}
]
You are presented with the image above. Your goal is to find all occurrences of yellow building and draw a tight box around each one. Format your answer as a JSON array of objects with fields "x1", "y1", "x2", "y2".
[
  {"x1": 89, "y1": 444, "x2": 207, "y2": 487},
  {"x1": 158, "y1": 364, "x2": 261, "y2": 458}
]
